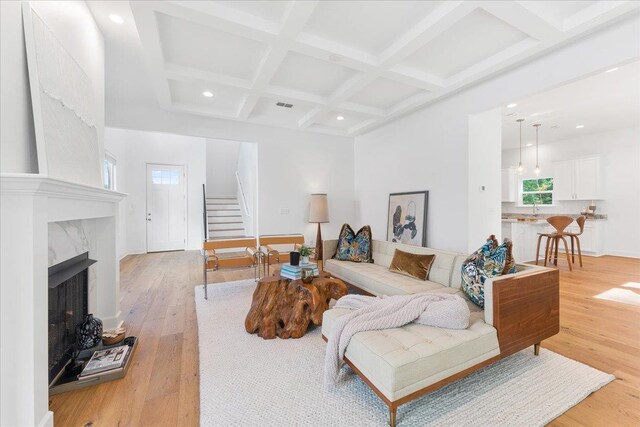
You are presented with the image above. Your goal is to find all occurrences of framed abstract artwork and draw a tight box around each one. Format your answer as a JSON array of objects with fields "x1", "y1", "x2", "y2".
[{"x1": 387, "y1": 191, "x2": 428, "y2": 247}]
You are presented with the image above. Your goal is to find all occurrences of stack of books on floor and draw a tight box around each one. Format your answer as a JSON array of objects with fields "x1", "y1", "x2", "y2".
[
  {"x1": 281, "y1": 263, "x2": 319, "y2": 280},
  {"x1": 79, "y1": 344, "x2": 131, "y2": 378}
]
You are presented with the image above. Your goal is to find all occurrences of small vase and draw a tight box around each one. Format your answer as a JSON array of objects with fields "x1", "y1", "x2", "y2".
[
  {"x1": 302, "y1": 255, "x2": 310, "y2": 265},
  {"x1": 76, "y1": 314, "x2": 103, "y2": 349}
]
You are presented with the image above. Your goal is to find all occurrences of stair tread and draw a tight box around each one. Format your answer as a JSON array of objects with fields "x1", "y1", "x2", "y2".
[{"x1": 209, "y1": 227, "x2": 245, "y2": 230}]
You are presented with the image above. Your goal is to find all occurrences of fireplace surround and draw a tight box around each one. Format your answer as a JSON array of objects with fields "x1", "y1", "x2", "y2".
[{"x1": 1, "y1": 174, "x2": 125, "y2": 427}]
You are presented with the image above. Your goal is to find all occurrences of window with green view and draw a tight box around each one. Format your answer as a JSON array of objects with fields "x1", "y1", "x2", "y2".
[{"x1": 521, "y1": 177, "x2": 553, "y2": 205}]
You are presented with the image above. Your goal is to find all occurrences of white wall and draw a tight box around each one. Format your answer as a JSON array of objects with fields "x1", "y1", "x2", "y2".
[
  {"x1": 502, "y1": 127, "x2": 640, "y2": 258},
  {"x1": 0, "y1": 1, "x2": 38, "y2": 174},
  {"x1": 107, "y1": 106, "x2": 356, "y2": 247},
  {"x1": 354, "y1": 15, "x2": 640, "y2": 253},
  {"x1": 205, "y1": 139, "x2": 240, "y2": 196},
  {"x1": 468, "y1": 108, "x2": 502, "y2": 252},
  {"x1": 105, "y1": 128, "x2": 206, "y2": 256},
  {"x1": 0, "y1": 1, "x2": 105, "y2": 182},
  {"x1": 256, "y1": 138, "x2": 355, "y2": 245},
  {"x1": 236, "y1": 142, "x2": 258, "y2": 236}
]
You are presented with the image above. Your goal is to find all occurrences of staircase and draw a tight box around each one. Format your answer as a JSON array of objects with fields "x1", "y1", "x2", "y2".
[{"x1": 206, "y1": 196, "x2": 247, "y2": 239}]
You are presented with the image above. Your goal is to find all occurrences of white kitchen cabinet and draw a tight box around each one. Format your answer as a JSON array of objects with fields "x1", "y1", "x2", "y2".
[
  {"x1": 501, "y1": 221, "x2": 511, "y2": 241},
  {"x1": 509, "y1": 222, "x2": 548, "y2": 262},
  {"x1": 564, "y1": 221, "x2": 603, "y2": 255},
  {"x1": 553, "y1": 156, "x2": 602, "y2": 200},
  {"x1": 507, "y1": 219, "x2": 605, "y2": 262},
  {"x1": 501, "y1": 167, "x2": 517, "y2": 202}
]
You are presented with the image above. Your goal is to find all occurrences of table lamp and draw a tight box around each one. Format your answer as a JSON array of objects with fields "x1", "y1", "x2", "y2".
[{"x1": 309, "y1": 193, "x2": 329, "y2": 262}]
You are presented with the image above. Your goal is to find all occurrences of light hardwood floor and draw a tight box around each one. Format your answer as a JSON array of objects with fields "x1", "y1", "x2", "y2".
[{"x1": 50, "y1": 252, "x2": 640, "y2": 426}]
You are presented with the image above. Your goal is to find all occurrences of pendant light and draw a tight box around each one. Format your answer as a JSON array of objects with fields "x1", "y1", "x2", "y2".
[
  {"x1": 533, "y1": 123, "x2": 541, "y2": 175},
  {"x1": 516, "y1": 118, "x2": 525, "y2": 174}
]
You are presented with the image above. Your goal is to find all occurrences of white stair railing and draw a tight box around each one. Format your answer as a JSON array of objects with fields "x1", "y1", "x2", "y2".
[{"x1": 236, "y1": 170, "x2": 250, "y2": 217}]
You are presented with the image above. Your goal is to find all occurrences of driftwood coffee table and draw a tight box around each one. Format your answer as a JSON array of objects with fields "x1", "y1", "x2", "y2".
[{"x1": 245, "y1": 271, "x2": 348, "y2": 339}]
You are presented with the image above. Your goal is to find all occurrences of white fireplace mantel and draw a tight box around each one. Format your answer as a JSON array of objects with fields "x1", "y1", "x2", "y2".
[{"x1": 0, "y1": 173, "x2": 126, "y2": 427}]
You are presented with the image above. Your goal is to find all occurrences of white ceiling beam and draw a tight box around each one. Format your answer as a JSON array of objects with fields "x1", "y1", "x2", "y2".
[
  {"x1": 297, "y1": 73, "x2": 379, "y2": 128},
  {"x1": 445, "y1": 38, "x2": 540, "y2": 86},
  {"x1": 165, "y1": 63, "x2": 252, "y2": 90},
  {"x1": 172, "y1": 102, "x2": 348, "y2": 137},
  {"x1": 297, "y1": 1, "x2": 474, "y2": 128},
  {"x1": 480, "y1": 2, "x2": 563, "y2": 43},
  {"x1": 383, "y1": 66, "x2": 443, "y2": 92},
  {"x1": 237, "y1": 1, "x2": 319, "y2": 119},
  {"x1": 563, "y1": 1, "x2": 640, "y2": 33},
  {"x1": 161, "y1": 1, "x2": 278, "y2": 42},
  {"x1": 262, "y1": 85, "x2": 327, "y2": 107},
  {"x1": 130, "y1": 2, "x2": 173, "y2": 109},
  {"x1": 378, "y1": 1, "x2": 476, "y2": 66},
  {"x1": 336, "y1": 102, "x2": 385, "y2": 118}
]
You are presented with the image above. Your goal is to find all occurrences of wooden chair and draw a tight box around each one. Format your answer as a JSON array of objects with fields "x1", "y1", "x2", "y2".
[
  {"x1": 203, "y1": 237, "x2": 261, "y2": 299},
  {"x1": 259, "y1": 234, "x2": 305, "y2": 275},
  {"x1": 535, "y1": 216, "x2": 573, "y2": 271},
  {"x1": 565, "y1": 216, "x2": 586, "y2": 268}
]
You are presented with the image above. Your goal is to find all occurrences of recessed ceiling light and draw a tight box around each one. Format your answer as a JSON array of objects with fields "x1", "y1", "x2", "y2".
[
  {"x1": 202, "y1": 91, "x2": 214, "y2": 98},
  {"x1": 507, "y1": 103, "x2": 517, "y2": 108},
  {"x1": 605, "y1": 67, "x2": 619, "y2": 73},
  {"x1": 526, "y1": 143, "x2": 533, "y2": 147},
  {"x1": 109, "y1": 14, "x2": 124, "y2": 24},
  {"x1": 336, "y1": 116, "x2": 344, "y2": 121},
  {"x1": 576, "y1": 125, "x2": 585, "y2": 129},
  {"x1": 551, "y1": 125, "x2": 560, "y2": 129}
]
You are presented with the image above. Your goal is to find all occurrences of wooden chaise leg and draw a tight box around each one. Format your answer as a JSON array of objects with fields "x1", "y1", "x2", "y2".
[
  {"x1": 389, "y1": 406, "x2": 397, "y2": 427},
  {"x1": 534, "y1": 343, "x2": 540, "y2": 356}
]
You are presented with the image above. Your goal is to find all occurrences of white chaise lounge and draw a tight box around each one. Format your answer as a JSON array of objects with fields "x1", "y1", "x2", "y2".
[{"x1": 322, "y1": 239, "x2": 559, "y2": 427}]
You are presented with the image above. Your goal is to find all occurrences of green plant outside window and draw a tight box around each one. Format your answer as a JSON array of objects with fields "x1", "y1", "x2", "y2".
[{"x1": 521, "y1": 177, "x2": 553, "y2": 205}]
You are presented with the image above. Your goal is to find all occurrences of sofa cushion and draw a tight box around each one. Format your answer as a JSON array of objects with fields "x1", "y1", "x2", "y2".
[
  {"x1": 388, "y1": 249, "x2": 435, "y2": 281},
  {"x1": 325, "y1": 259, "x2": 446, "y2": 296},
  {"x1": 322, "y1": 308, "x2": 499, "y2": 401},
  {"x1": 370, "y1": 240, "x2": 464, "y2": 288},
  {"x1": 461, "y1": 236, "x2": 517, "y2": 308},
  {"x1": 334, "y1": 224, "x2": 373, "y2": 263}
]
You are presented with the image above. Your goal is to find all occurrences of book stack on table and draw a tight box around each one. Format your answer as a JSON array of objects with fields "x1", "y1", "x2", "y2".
[{"x1": 281, "y1": 263, "x2": 319, "y2": 280}]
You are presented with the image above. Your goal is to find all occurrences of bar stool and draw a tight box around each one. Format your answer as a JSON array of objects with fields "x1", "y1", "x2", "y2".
[
  {"x1": 565, "y1": 216, "x2": 586, "y2": 268},
  {"x1": 535, "y1": 216, "x2": 573, "y2": 271}
]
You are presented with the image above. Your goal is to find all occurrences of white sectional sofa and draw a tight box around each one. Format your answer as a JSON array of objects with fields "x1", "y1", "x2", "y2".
[{"x1": 322, "y1": 239, "x2": 559, "y2": 427}]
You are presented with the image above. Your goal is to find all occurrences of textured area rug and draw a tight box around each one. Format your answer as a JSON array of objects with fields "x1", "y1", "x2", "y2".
[{"x1": 195, "y1": 280, "x2": 614, "y2": 426}]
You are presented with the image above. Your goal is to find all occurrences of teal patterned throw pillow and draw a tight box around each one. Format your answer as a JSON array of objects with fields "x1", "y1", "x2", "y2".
[
  {"x1": 334, "y1": 224, "x2": 373, "y2": 263},
  {"x1": 461, "y1": 235, "x2": 516, "y2": 308}
]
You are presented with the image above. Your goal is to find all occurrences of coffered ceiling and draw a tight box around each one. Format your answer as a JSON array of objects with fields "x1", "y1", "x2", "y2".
[{"x1": 96, "y1": 1, "x2": 639, "y2": 136}]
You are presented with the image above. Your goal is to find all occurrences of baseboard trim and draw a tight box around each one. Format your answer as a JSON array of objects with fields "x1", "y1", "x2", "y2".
[
  {"x1": 602, "y1": 250, "x2": 640, "y2": 259},
  {"x1": 37, "y1": 411, "x2": 54, "y2": 427},
  {"x1": 119, "y1": 250, "x2": 146, "y2": 261},
  {"x1": 101, "y1": 311, "x2": 122, "y2": 329}
]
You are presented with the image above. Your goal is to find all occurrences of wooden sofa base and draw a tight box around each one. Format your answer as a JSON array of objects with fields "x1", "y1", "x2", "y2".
[{"x1": 323, "y1": 267, "x2": 560, "y2": 426}]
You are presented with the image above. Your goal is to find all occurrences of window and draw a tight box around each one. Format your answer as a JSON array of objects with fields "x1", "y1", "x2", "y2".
[
  {"x1": 521, "y1": 177, "x2": 553, "y2": 205},
  {"x1": 151, "y1": 170, "x2": 180, "y2": 185},
  {"x1": 103, "y1": 152, "x2": 117, "y2": 191}
]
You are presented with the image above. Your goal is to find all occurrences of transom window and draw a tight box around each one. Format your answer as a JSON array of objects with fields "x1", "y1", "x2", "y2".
[
  {"x1": 521, "y1": 177, "x2": 553, "y2": 205},
  {"x1": 151, "y1": 169, "x2": 180, "y2": 185}
]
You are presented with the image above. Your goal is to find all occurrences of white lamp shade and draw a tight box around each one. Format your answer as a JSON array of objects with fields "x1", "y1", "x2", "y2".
[{"x1": 309, "y1": 193, "x2": 329, "y2": 223}]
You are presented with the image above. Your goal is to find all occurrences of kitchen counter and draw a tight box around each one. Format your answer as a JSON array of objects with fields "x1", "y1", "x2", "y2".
[
  {"x1": 501, "y1": 214, "x2": 605, "y2": 261},
  {"x1": 501, "y1": 213, "x2": 607, "y2": 223}
]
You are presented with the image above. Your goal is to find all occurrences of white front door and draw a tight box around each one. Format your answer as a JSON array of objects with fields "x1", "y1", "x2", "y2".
[{"x1": 146, "y1": 164, "x2": 186, "y2": 252}]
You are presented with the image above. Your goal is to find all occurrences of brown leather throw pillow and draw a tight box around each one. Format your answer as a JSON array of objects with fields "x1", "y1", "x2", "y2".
[{"x1": 388, "y1": 249, "x2": 435, "y2": 281}]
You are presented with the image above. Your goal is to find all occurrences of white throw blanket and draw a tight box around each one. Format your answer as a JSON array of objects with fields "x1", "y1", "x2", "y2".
[{"x1": 324, "y1": 293, "x2": 470, "y2": 385}]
